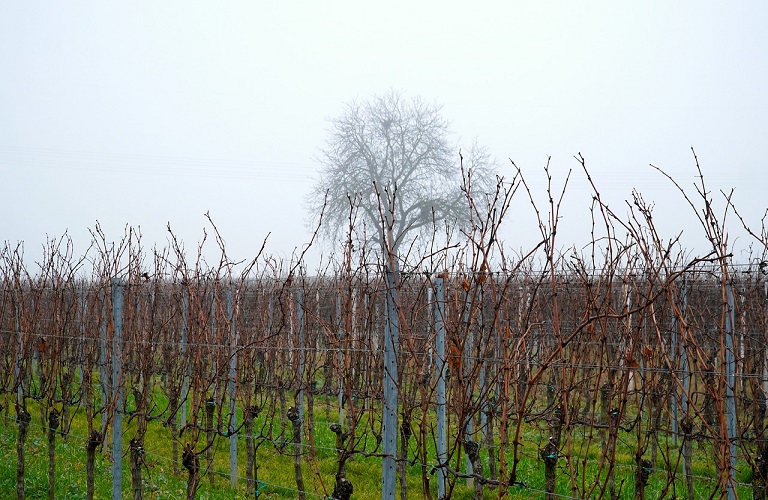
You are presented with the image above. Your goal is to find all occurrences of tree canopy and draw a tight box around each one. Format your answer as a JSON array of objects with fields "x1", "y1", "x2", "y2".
[{"x1": 308, "y1": 90, "x2": 498, "y2": 255}]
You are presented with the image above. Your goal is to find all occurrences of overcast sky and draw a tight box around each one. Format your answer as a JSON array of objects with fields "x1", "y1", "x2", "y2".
[{"x1": 2, "y1": 2, "x2": 766, "y2": 272}]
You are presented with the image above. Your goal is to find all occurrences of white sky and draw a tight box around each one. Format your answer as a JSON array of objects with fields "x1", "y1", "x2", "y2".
[{"x1": 1, "y1": 2, "x2": 766, "y2": 271}]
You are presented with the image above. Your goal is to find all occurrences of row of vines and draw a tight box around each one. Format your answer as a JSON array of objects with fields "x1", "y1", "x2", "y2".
[{"x1": 3, "y1": 158, "x2": 768, "y2": 499}]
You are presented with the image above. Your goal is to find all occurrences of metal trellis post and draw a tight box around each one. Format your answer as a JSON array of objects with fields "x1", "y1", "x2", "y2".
[
  {"x1": 181, "y1": 285, "x2": 189, "y2": 428},
  {"x1": 297, "y1": 287, "x2": 306, "y2": 423},
  {"x1": 435, "y1": 276, "x2": 448, "y2": 499},
  {"x1": 100, "y1": 287, "x2": 110, "y2": 441},
  {"x1": 725, "y1": 283, "x2": 737, "y2": 500},
  {"x1": 382, "y1": 261, "x2": 399, "y2": 500},
  {"x1": 227, "y1": 287, "x2": 238, "y2": 489},
  {"x1": 111, "y1": 278, "x2": 124, "y2": 500},
  {"x1": 463, "y1": 285, "x2": 474, "y2": 486}
]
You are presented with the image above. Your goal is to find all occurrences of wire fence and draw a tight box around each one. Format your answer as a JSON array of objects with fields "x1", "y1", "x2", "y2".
[
  {"x1": 2, "y1": 262, "x2": 768, "y2": 499},
  {"x1": 3, "y1": 158, "x2": 768, "y2": 498}
]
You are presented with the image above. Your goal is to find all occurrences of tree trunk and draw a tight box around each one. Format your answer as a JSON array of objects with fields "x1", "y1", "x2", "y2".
[
  {"x1": 600, "y1": 382, "x2": 618, "y2": 500},
  {"x1": 86, "y1": 430, "x2": 102, "y2": 500},
  {"x1": 205, "y1": 398, "x2": 215, "y2": 485},
  {"x1": 485, "y1": 405, "x2": 497, "y2": 487},
  {"x1": 244, "y1": 405, "x2": 258, "y2": 496},
  {"x1": 47, "y1": 408, "x2": 60, "y2": 500},
  {"x1": 634, "y1": 458, "x2": 651, "y2": 500},
  {"x1": 130, "y1": 437, "x2": 144, "y2": 500},
  {"x1": 60, "y1": 371, "x2": 72, "y2": 442},
  {"x1": 331, "y1": 422, "x2": 354, "y2": 497},
  {"x1": 169, "y1": 388, "x2": 180, "y2": 474},
  {"x1": 277, "y1": 382, "x2": 287, "y2": 451},
  {"x1": 332, "y1": 478, "x2": 354, "y2": 500},
  {"x1": 541, "y1": 407, "x2": 563, "y2": 500},
  {"x1": 288, "y1": 406, "x2": 305, "y2": 499},
  {"x1": 649, "y1": 382, "x2": 662, "y2": 467},
  {"x1": 323, "y1": 364, "x2": 331, "y2": 422},
  {"x1": 17, "y1": 405, "x2": 31, "y2": 500},
  {"x1": 680, "y1": 416, "x2": 694, "y2": 500},
  {"x1": 756, "y1": 386, "x2": 766, "y2": 439},
  {"x1": 541, "y1": 439, "x2": 558, "y2": 500},
  {"x1": 464, "y1": 440, "x2": 483, "y2": 500},
  {"x1": 754, "y1": 445, "x2": 768, "y2": 500},
  {"x1": 399, "y1": 412, "x2": 411, "y2": 500},
  {"x1": 182, "y1": 444, "x2": 199, "y2": 500},
  {"x1": 756, "y1": 389, "x2": 768, "y2": 499},
  {"x1": 306, "y1": 383, "x2": 317, "y2": 465}
]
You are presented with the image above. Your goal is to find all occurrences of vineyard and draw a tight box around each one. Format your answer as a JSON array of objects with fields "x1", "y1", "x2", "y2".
[{"x1": 2, "y1": 164, "x2": 768, "y2": 499}]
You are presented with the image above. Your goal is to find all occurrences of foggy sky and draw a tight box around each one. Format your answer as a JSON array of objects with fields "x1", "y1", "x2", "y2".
[{"x1": 2, "y1": 2, "x2": 766, "y2": 272}]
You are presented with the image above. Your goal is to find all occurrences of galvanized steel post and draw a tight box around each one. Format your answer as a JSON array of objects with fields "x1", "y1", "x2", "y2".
[
  {"x1": 382, "y1": 261, "x2": 399, "y2": 500},
  {"x1": 111, "y1": 279, "x2": 124, "y2": 500},
  {"x1": 434, "y1": 276, "x2": 448, "y2": 499},
  {"x1": 297, "y1": 287, "x2": 306, "y2": 423},
  {"x1": 725, "y1": 283, "x2": 737, "y2": 500},
  {"x1": 100, "y1": 287, "x2": 110, "y2": 441},
  {"x1": 463, "y1": 285, "x2": 474, "y2": 486},
  {"x1": 180, "y1": 286, "x2": 189, "y2": 427},
  {"x1": 227, "y1": 287, "x2": 238, "y2": 489}
]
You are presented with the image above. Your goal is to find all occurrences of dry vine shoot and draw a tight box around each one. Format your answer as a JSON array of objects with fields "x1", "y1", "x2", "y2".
[{"x1": 1, "y1": 161, "x2": 768, "y2": 499}]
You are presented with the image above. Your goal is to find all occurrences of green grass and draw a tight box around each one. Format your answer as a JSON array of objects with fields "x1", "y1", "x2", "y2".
[{"x1": 0, "y1": 389, "x2": 757, "y2": 499}]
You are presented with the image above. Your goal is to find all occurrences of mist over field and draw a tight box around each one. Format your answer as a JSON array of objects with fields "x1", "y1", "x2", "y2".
[
  {"x1": 1, "y1": 2, "x2": 767, "y2": 498},
  {"x1": 1, "y1": 2, "x2": 765, "y2": 271}
]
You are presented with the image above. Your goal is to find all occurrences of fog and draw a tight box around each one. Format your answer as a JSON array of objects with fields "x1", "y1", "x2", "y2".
[{"x1": 2, "y1": 2, "x2": 766, "y2": 272}]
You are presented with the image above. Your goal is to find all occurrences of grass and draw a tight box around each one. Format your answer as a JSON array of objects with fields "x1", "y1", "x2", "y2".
[{"x1": 0, "y1": 386, "x2": 757, "y2": 499}]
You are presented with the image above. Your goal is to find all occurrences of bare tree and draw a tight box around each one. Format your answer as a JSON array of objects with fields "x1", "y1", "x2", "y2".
[{"x1": 308, "y1": 90, "x2": 498, "y2": 257}]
